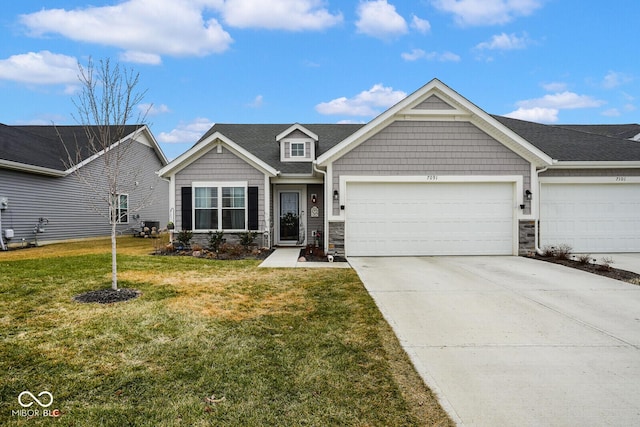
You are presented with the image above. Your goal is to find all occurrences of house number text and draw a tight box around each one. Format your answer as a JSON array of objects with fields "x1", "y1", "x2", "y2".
[
  {"x1": 616, "y1": 176, "x2": 627, "y2": 181},
  {"x1": 425, "y1": 175, "x2": 438, "y2": 181}
]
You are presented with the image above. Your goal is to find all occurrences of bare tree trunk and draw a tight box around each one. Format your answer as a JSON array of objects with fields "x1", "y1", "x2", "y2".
[{"x1": 111, "y1": 220, "x2": 118, "y2": 290}]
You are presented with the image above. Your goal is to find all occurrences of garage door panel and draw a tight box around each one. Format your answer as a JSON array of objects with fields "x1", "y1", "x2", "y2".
[
  {"x1": 541, "y1": 183, "x2": 640, "y2": 252},
  {"x1": 346, "y1": 182, "x2": 514, "y2": 256}
]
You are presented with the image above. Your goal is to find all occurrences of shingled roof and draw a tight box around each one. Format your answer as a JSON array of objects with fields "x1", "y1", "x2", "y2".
[
  {"x1": 492, "y1": 115, "x2": 640, "y2": 162},
  {"x1": 197, "y1": 123, "x2": 365, "y2": 174},
  {"x1": 0, "y1": 123, "x2": 143, "y2": 174}
]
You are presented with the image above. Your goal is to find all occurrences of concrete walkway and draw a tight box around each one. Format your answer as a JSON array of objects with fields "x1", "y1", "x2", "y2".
[
  {"x1": 350, "y1": 256, "x2": 640, "y2": 426},
  {"x1": 259, "y1": 247, "x2": 350, "y2": 268}
]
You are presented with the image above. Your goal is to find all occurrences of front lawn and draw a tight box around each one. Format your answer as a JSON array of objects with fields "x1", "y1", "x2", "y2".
[{"x1": 0, "y1": 237, "x2": 452, "y2": 426}]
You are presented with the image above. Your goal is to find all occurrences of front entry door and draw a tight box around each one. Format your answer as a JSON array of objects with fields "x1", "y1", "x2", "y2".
[{"x1": 279, "y1": 191, "x2": 300, "y2": 242}]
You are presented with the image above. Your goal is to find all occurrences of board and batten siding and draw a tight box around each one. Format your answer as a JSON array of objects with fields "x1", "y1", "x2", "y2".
[
  {"x1": 0, "y1": 140, "x2": 168, "y2": 246},
  {"x1": 174, "y1": 146, "x2": 265, "y2": 231},
  {"x1": 331, "y1": 121, "x2": 531, "y2": 216}
]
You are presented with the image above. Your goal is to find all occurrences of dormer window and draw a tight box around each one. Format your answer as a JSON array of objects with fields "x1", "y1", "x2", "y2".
[
  {"x1": 290, "y1": 142, "x2": 305, "y2": 157},
  {"x1": 276, "y1": 123, "x2": 319, "y2": 163}
]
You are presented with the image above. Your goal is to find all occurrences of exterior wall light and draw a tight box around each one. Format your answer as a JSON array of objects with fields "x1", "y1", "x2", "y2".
[
  {"x1": 333, "y1": 190, "x2": 339, "y2": 201},
  {"x1": 525, "y1": 190, "x2": 532, "y2": 201}
]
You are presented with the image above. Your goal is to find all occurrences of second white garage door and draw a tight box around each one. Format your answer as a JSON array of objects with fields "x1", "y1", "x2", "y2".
[
  {"x1": 540, "y1": 183, "x2": 640, "y2": 252},
  {"x1": 345, "y1": 181, "x2": 515, "y2": 256}
]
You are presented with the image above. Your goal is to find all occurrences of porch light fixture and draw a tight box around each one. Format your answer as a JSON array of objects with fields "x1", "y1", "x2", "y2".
[
  {"x1": 525, "y1": 189, "x2": 532, "y2": 201},
  {"x1": 311, "y1": 194, "x2": 317, "y2": 204},
  {"x1": 333, "y1": 190, "x2": 339, "y2": 201}
]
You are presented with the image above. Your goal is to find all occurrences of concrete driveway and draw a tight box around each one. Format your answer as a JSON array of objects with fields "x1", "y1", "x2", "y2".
[{"x1": 349, "y1": 256, "x2": 640, "y2": 426}]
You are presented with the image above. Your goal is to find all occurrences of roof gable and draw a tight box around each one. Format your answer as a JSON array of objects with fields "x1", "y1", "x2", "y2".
[
  {"x1": 276, "y1": 123, "x2": 318, "y2": 142},
  {"x1": 317, "y1": 78, "x2": 553, "y2": 167}
]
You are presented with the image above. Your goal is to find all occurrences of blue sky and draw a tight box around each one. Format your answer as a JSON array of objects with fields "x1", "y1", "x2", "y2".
[{"x1": 1, "y1": 0, "x2": 637, "y2": 160}]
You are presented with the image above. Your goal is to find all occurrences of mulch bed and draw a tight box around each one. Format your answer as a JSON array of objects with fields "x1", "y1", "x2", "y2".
[
  {"x1": 298, "y1": 247, "x2": 347, "y2": 263},
  {"x1": 74, "y1": 288, "x2": 141, "y2": 304},
  {"x1": 534, "y1": 255, "x2": 640, "y2": 284}
]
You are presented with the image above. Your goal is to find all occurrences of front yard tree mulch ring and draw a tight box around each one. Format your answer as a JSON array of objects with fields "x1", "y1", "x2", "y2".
[
  {"x1": 534, "y1": 255, "x2": 640, "y2": 284},
  {"x1": 74, "y1": 288, "x2": 141, "y2": 304}
]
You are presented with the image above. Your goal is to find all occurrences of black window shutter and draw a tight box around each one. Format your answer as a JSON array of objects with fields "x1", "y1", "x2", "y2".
[
  {"x1": 248, "y1": 186, "x2": 259, "y2": 230},
  {"x1": 181, "y1": 186, "x2": 192, "y2": 230}
]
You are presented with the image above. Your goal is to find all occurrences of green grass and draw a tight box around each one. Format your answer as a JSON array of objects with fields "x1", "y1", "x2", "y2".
[{"x1": 0, "y1": 237, "x2": 452, "y2": 426}]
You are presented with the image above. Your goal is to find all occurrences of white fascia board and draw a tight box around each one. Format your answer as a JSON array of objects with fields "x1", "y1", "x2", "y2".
[
  {"x1": 547, "y1": 161, "x2": 640, "y2": 169},
  {"x1": 158, "y1": 132, "x2": 279, "y2": 178},
  {"x1": 64, "y1": 126, "x2": 157, "y2": 175},
  {"x1": 540, "y1": 176, "x2": 640, "y2": 184},
  {"x1": 0, "y1": 159, "x2": 66, "y2": 177},
  {"x1": 276, "y1": 123, "x2": 318, "y2": 141},
  {"x1": 139, "y1": 125, "x2": 169, "y2": 166}
]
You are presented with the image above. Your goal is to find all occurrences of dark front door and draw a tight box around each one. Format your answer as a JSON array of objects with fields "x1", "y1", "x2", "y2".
[{"x1": 279, "y1": 191, "x2": 299, "y2": 242}]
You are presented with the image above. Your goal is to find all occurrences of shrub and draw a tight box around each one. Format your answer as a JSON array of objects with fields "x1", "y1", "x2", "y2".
[
  {"x1": 208, "y1": 231, "x2": 225, "y2": 252},
  {"x1": 219, "y1": 242, "x2": 245, "y2": 258},
  {"x1": 175, "y1": 230, "x2": 193, "y2": 247},
  {"x1": 577, "y1": 254, "x2": 593, "y2": 264},
  {"x1": 598, "y1": 256, "x2": 614, "y2": 271},
  {"x1": 554, "y1": 244, "x2": 573, "y2": 260},
  {"x1": 541, "y1": 245, "x2": 556, "y2": 257},
  {"x1": 238, "y1": 231, "x2": 257, "y2": 248}
]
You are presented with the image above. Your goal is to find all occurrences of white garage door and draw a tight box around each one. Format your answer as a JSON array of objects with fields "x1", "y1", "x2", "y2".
[
  {"x1": 540, "y1": 183, "x2": 640, "y2": 252},
  {"x1": 345, "y1": 182, "x2": 515, "y2": 256}
]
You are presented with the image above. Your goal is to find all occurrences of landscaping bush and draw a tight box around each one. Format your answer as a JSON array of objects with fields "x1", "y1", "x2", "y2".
[
  {"x1": 207, "y1": 230, "x2": 225, "y2": 252},
  {"x1": 238, "y1": 231, "x2": 257, "y2": 248},
  {"x1": 175, "y1": 230, "x2": 193, "y2": 248}
]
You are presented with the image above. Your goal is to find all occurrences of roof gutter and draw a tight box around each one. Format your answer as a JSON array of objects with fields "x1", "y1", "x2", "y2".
[
  {"x1": 0, "y1": 159, "x2": 66, "y2": 177},
  {"x1": 312, "y1": 160, "x2": 330, "y2": 254}
]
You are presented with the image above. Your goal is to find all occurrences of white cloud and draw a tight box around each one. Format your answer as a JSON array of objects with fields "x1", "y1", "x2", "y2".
[
  {"x1": 475, "y1": 32, "x2": 530, "y2": 50},
  {"x1": 515, "y1": 91, "x2": 605, "y2": 110},
  {"x1": 247, "y1": 95, "x2": 264, "y2": 108},
  {"x1": 20, "y1": 0, "x2": 233, "y2": 63},
  {"x1": 401, "y1": 49, "x2": 460, "y2": 62},
  {"x1": 220, "y1": 0, "x2": 343, "y2": 30},
  {"x1": 505, "y1": 90, "x2": 607, "y2": 123},
  {"x1": 432, "y1": 0, "x2": 543, "y2": 26},
  {"x1": 356, "y1": 0, "x2": 408, "y2": 40},
  {"x1": 139, "y1": 103, "x2": 171, "y2": 116},
  {"x1": 119, "y1": 51, "x2": 162, "y2": 65},
  {"x1": 602, "y1": 71, "x2": 633, "y2": 89},
  {"x1": 411, "y1": 15, "x2": 431, "y2": 33},
  {"x1": 505, "y1": 107, "x2": 559, "y2": 123},
  {"x1": 316, "y1": 84, "x2": 406, "y2": 116},
  {"x1": 541, "y1": 82, "x2": 567, "y2": 92},
  {"x1": 158, "y1": 117, "x2": 214, "y2": 143},
  {"x1": 0, "y1": 51, "x2": 78, "y2": 85},
  {"x1": 601, "y1": 108, "x2": 621, "y2": 117}
]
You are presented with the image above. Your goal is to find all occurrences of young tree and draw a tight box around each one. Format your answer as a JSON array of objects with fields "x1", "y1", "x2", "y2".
[{"x1": 63, "y1": 57, "x2": 150, "y2": 291}]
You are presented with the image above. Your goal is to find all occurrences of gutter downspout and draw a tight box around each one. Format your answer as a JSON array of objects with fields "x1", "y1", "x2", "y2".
[
  {"x1": 312, "y1": 160, "x2": 329, "y2": 254},
  {"x1": 534, "y1": 166, "x2": 549, "y2": 255}
]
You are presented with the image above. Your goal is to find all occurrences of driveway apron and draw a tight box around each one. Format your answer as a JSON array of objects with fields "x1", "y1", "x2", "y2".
[{"x1": 349, "y1": 256, "x2": 640, "y2": 426}]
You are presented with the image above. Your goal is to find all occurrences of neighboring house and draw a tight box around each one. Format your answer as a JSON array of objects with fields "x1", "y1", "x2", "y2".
[
  {"x1": 159, "y1": 79, "x2": 640, "y2": 256},
  {"x1": 0, "y1": 123, "x2": 169, "y2": 248}
]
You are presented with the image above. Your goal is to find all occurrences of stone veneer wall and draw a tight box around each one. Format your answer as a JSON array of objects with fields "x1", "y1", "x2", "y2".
[
  {"x1": 328, "y1": 221, "x2": 345, "y2": 257},
  {"x1": 519, "y1": 220, "x2": 536, "y2": 256}
]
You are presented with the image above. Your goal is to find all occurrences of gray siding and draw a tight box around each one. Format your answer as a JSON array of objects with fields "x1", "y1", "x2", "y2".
[
  {"x1": 331, "y1": 121, "x2": 531, "y2": 215},
  {"x1": 306, "y1": 184, "x2": 324, "y2": 246},
  {"x1": 0, "y1": 140, "x2": 168, "y2": 246},
  {"x1": 414, "y1": 95, "x2": 455, "y2": 110},
  {"x1": 174, "y1": 145, "x2": 265, "y2": 232}
]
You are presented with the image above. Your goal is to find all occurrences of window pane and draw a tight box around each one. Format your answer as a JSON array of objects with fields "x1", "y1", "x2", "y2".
[
  {"x1": 222, "y1": 209, "x2": 245, "y2": 229},
  {"x1": 291, "y1": 142, "x2": 304, "y2": 157},
  {"x1": 195, "y1": 187, "x2": 217, "y2": 208},
  {"x1": 222, "y1": 187, "x2": 245, "y2": 208},
  {"x1": 195, "y1": 209, "x2": 218, "y2": 229}
]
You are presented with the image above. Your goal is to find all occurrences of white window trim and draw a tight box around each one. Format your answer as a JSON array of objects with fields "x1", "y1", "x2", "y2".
[
  {"x1": 192, "y1": 181, "x2": 248, "y2": 232},
  {"x1": 280, "y1": 138, "x2": 314, "y2": 162},
  {"x1": 112, "y1": 193, "x2": 129, "y2": 224}
]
